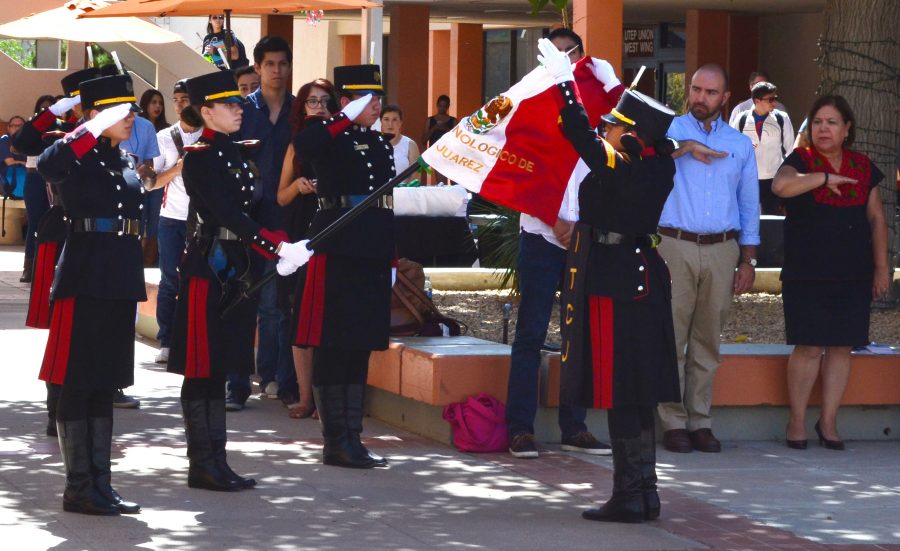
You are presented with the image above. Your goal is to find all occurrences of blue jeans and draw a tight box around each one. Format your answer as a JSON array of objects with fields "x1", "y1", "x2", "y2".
[
  {"x1": 155, "y1": 216, "x2": 186, "y2": 347},
  {"x1": 23, "y1": 171, "x2": 49, "y2": 259},
  {"x1": 506, "y1": 231, "x2": 587, "y2": 439},
  {"x1": 143, "y1": 188, "x2": 164, "y2": 238},
  {"x1": 227, "y1": 259, "x2": 295, "y2": 399}
]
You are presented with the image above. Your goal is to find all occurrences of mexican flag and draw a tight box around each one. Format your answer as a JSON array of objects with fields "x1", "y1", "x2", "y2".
[{"x1": 421, "y1": 57, "x2": 622, "y2": 225}]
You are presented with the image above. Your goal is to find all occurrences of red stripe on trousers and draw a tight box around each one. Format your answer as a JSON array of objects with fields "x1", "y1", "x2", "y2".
[
  {"x1": 26, "y1": 241, "x2": 58, "y2": 329},
  {"x1": 589, "y1": 296, "x2": 615, "y2": 409},
  {"x1": 185, "y1": 277, "x2": 211, "y2": 379},
  {"x1": 295, "y1": 254, "x2": 326, "y2": 346},
  {"x1": 39, "y1": 297, "x2": 75, "y2": 384}
]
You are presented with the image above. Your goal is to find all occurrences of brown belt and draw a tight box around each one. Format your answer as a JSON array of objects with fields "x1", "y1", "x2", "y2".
[{"x1": 658, "y1": 226, "x2": 739, "y2": 245}]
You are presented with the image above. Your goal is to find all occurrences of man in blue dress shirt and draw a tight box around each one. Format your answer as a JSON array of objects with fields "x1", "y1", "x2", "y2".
[
  {"x1": 656, "y1": 64, "x2": 760, "y2": 453},
  {"x1": 227, "y1": 35, "x2": 297, "y2": 410}
]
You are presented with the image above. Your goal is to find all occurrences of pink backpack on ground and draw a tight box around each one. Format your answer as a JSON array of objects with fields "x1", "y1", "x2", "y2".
[{"x1": 442, "y1": 393, "x2": 508, "y2": 453}]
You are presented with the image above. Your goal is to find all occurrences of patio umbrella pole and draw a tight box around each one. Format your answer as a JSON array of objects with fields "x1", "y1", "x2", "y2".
[
  {"x1": 224, "y1": 9, "x2": 233, "y2": 55},
  {"x1": 221, "y1": 160, "x2": 424, "y2": 318}
]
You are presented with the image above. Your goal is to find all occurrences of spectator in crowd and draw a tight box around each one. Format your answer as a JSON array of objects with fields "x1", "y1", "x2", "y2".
[
  {"x1": 277, "y1": 78, "x2": 337, "y2": 418},
  {"x1": 1, "y1": 115, "x2": 27, "y2": 199},
  {"x1": 773, "y1": 95, "x2": 889, "y2": 451},
  {"x1": 1, "y1": 116, "x2": 28, "y2": 280},
  {"x1": 228, "y1": 35, "x2": 295, "y2": 411},
  {"x1": 139, "y1": 89, "x2": 169, "y2": 132},
  {"x1": 201, "y1": 14, "x2": 248, "y2": 70},
  {"x1": 151, "y1": 79, "x2": 202, "y2": 365},
  {"x1": 422, "y1": 95, "x2": 456, "y2": 184},
  {"x1": 728, "y1": 71, "x2": 786, "y2": 126},
  {"x1": 138, "y1": 88, "x2": 169, "y2": 270},
  {"x1": 505, "y1": 28, "x2": 620, "y2": 460},
  {"x1": 656, "y1": 63, "x2": 760, "y2": 454},
  {"x1": 731, "y1": 81, "x2": 794, "y2": 215},
  {"x1": 380, "y1": 105, "x2": 419, "y2": 183},
  {"x1": 235, "y1": 65, "x2": 260, "y2": 98}
]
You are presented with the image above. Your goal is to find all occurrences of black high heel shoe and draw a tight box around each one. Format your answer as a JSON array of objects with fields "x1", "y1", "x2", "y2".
[
  {"x1": 814, "y1": 421, "x2": 845, "y2": 451},
  {"x1": 785, "y1": 423, "x2": 807, "y2": 449}
]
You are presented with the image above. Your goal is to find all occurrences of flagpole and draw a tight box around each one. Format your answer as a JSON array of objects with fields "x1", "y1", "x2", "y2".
[{"x1": 220, "y1": 159, "x2": 426, "y2": 318}]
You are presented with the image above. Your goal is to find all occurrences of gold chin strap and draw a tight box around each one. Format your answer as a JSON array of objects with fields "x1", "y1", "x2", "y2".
[
  {"x1": 205, "y1": 90, "x2": 241, "y2": 101},
  {"x1": 94, "y1": 96, "x2": 136, "y2": 107}
]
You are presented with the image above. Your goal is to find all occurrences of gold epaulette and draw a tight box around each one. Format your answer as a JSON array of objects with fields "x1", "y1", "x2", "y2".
[{"x1": 235, "y1": 139, "x2": 260, "y2": 149}]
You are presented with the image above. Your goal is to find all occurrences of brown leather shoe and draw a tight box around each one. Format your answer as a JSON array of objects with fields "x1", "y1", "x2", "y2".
[
  {"x1": 662, "y1": 429, "x2": 692, "y2": 453},
  {"x1": 689, "y1": 429, "x2": 721, "y2": 453}
]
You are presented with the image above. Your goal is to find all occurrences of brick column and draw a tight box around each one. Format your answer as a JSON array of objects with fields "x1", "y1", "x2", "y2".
[
  {"x1": 449, "y1": 23, "x2": 483, "y2": 120},
  {"x1": 686, "y1": 10, "x2": 758, "y2": 113},
  {"x1": 572, "y1": 0, "x2": 623, "y2": 72},
  {"x1": 342, "y1": 35, "x2": 362, "y2": 66},
  {"x1": 387, "y1": 5, "x2": 430, "y2": 146},
  {"x1": 428, "y1": 30, "x2": 451, "y2": 129}
]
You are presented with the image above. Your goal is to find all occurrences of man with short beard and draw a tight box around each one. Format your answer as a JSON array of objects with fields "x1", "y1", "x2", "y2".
[{"x1": 655, "y1": 64, "x2": 760, "y2": 454}]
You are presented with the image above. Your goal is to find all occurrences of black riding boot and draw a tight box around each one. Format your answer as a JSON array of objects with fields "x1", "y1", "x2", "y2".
[
  {"x1": 313, "y1": 385, "x2": 377, "y2": 468},
  {"x1": 582, "y1": 437, "x2": 645, "y2": 523},
  {"x1": 20, "y1": 255, "x2": 33, "y2": 283},
  {"x1": 57, "y1": 420, "x2": 119, "y2": 515},
  {"x1": 181, "y1": 399, "x2": 240, "y2": 491},
  {"x1": 88, "y1": 417, "x2": 140, "y2": 513},
  {"x1": 46, "y1": 383, "x2": 62, "y2": 437},
  {"x1": 640, "y1": 425, "x2": 660, "y2": 520},
  {"x1": 346, "y1": 384, "x2": 387, "y2": 467},
  {"x1": 207, "y1": 398, "x2": 255, "y2": 488}
]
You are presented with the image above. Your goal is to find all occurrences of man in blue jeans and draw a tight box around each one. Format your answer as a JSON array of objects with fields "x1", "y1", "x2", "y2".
[
  {"x1": 227, "y1": 35, "x2": 297, "y2": 410},
  {"x1": 152, "y1": 80, "x2": 201, "y2": 365},
  {"x1": 506, "y1": 28, "x2": 614, "y2": 459}
]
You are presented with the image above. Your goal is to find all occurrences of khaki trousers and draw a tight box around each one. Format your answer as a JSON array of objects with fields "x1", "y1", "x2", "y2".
[{"x1": 656, "y1": 235, "x2": 740, "y2": 432}]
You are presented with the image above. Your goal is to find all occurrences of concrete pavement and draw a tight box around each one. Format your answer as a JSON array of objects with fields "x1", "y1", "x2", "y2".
[{"x1": 1, "y1": 245, "x2": 899, "y2": 551}]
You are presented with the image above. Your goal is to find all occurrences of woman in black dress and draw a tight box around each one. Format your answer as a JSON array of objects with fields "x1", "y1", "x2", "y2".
[
  {"x1": 773, "y1": 95, "x2": 889, "y2": 451},
  {"x1": 539, "y1": 38, "x2": 682, "y2": 523},
  {"x1": 37, "y1": 74, "x2": 145, "y2": 515},
  {"x1": 168, "y1": 70, "x2": 292, "y2": 491}
]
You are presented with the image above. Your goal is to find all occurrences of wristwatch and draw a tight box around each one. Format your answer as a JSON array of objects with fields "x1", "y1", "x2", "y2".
[{"x1": 741, "y1": 258, "x2": 757, "y2": 268}]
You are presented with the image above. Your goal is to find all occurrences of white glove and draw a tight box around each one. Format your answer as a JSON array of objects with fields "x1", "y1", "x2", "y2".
[
  {"x1": 341, "y1": 94, "x2": 373, "y2": 122},
  {"x1": 278, "y1": 239, "x2": 314, "y2": 269},
  {"x1": 83, "y1": 103, "x2": 132, "y2": 138},
  {"x1": 391, "y1": 267, "x2": 397, "y2": 287},
  {"x1": 589, "y1": 57, "x2": 622, "y2": 92},
  {"x1": 49, "y1": 95, "x2": 81, "y2": 117},
  {"x1": 276, "y1": 256, "x2": 301, "y2": 276},
  {"x1": 537, "y1": 38, "x2": 574, "y2": 84}
]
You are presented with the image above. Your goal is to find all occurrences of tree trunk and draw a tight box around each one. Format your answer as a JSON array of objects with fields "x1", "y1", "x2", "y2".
[{"x1": 819, "y1": 0, "x2": 900, "y2": 304}]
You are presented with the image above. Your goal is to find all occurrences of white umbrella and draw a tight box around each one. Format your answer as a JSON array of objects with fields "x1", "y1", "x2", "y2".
[{"x1": 0, "y1": 0, "x2": 182, "y2": 43}]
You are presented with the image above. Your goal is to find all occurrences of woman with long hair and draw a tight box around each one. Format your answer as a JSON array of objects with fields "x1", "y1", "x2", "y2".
[
  {"x1": 276, "y1": 78, "x2": 337, "y2": 419},
  {"x1": 201, "y1": 14, "x2": 248, "y2": 70},
  {"x1": 138, "y1": 89, "x2": 169, "y2": 132}
]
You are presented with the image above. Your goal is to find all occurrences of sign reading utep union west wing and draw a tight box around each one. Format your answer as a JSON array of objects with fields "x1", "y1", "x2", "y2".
[{"x1": 422, "y1": 57, "x2": 619, "y2": 225}]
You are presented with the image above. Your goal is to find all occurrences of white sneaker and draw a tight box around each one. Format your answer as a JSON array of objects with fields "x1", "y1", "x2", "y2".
[
  {"x1": 155, "y1": 347, "x2": 170, "y2": 364},
  {"x1": 263, "y1": 381, "x2": 279, "y2": 399}
]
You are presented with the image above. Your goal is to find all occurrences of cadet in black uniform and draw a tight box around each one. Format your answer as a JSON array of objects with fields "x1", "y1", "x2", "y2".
[
  {"x1": 14, "y1": 68, "x2": 100, "y2": 438},
  {"x1": 291, "y1": 65, "x2": 394, "y2": 469},
  {"x1": 538, "y1": 39, "x2": 681, "y2": 523},
  {"x1": 37, "y1": 74, "x2": 145, "y2": 516},
  {"x1": 167, "y1": 70, "x2": 293, "y2": 491}
]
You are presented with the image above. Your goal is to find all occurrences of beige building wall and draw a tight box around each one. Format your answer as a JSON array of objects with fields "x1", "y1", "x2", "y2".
[
  {"x1": 293, "y1": 20, "x2": 344, "y2": 93},
  {"x1": 758, "y1": 11, "x2": 825, "y2": 128}
]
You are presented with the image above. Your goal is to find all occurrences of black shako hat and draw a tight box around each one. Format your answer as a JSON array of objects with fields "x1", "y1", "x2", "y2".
[
  {"x1": 186, "y1": 70, "x2": 242, "y2": 106},
  {"x1": 60, "y1": 68, "x2": 102, "y2": 98},
  {"x1": 333, "y1": 64, "x2": 384, "y2": 96},
  {"x1": 601, "y1": 89, "x2": 675, "y2": 144},
  {"x1": 173, "y1": 78, "x2": 188, "y2": 95},
  {"x1": 79, "y1": 74, "x2": 141, "y2": 112}
]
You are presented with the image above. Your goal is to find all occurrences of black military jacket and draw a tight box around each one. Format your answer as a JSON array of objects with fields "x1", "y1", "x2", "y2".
[
  {"x1": 180, "y1": 128, "x2": 281, "y2": 280},
  {"x1": 293, "y1": 113, "x2": 395, "y2": 259},
  {"x1": 37, "y1": 130, "x2": 146, "y2": 301},
  {"x1": 559, "y1": 81, "x2": 675, "y2": 303},
  {"x1": 12, "y1": 109, "x2": 77, "y2": 156}
]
